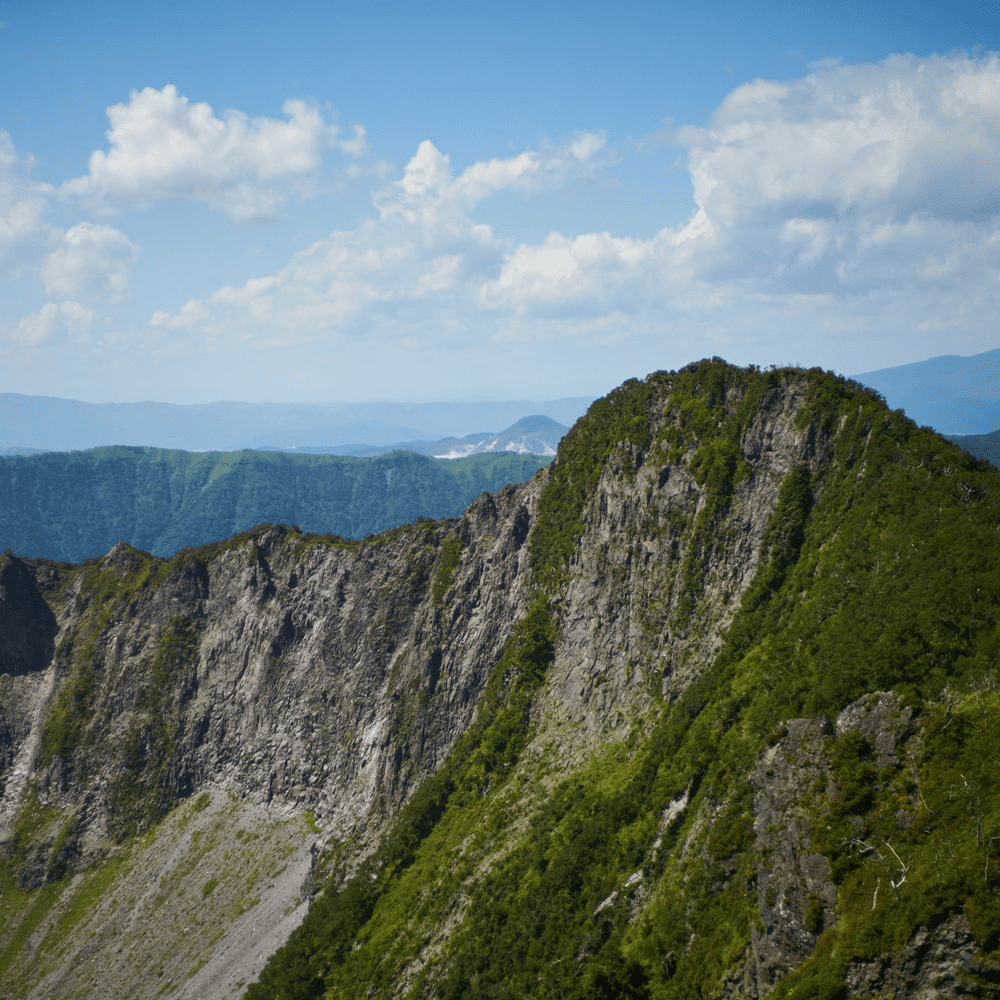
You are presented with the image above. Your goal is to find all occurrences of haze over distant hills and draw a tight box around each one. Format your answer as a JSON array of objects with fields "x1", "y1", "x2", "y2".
[
  {"x1": 269, "y1": 415, "x2": 570, "y2": 459},
  {"x1": 3, "y1": 346, "x2": 997, "y2": 458},
  {"x1": 0, "y1": 395, "x2": 591, "y2": 454},
  {"x1": 853, "y1": 346, "x2": 999, "y2": 434}
]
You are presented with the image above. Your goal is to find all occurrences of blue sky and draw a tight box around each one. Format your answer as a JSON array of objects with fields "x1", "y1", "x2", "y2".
[{"x1": 2, "y1": 0, "x2": 999, "y2": 404}]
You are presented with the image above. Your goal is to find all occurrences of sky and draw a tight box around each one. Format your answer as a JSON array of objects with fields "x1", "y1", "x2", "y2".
[{"x1": 2, "y1": 0, "x2": 1000, "y2": 405}]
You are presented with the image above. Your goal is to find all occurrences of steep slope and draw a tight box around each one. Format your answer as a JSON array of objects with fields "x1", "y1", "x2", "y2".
[
  {"x1": 0, "y1": 447, "x2": 549, "y2": 563},
  {"x1": 1, "y1": 359, "x2": 999, "y2": 1000}
]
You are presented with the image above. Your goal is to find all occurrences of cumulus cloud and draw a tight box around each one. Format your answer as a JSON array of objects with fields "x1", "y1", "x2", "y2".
[
  {"x1": 0, "y1": 131, "x2": 58, "y2": 272},
  {"x1": 374, "y1": 133, "x2": 606, "y2": 224},
  {"x1": 145, "y1": 53, "x2": 1000, "y2": 369},
  {"x1": 483, "y1": 52, "x2": 1000, "y2": 329},
  {"x1": 41, "y1": 223, "x2": 137, "y2": 303},
  {"x1": 674, "y1": 52, "x2": 1000, "y2": 287},
  {"x1": 62, "y1": 85, "x2": 368, "y2": 221},
  {"x1": 12, "y1": 301, "x2": 94, "y2": 345},
  {"x1": 149, "y1": 133, "x2": 608, "y2": 341}
]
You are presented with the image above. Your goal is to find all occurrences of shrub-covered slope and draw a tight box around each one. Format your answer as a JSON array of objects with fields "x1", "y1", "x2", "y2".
[
  {"x1": 249, "y1": 361, "x2": 1000, "y2": 1000},
  {"x1": 1, "y1": 359, "x2": 998, "y2": 1000},
  {"x1": 0, "y1": 447, "x2": 550, "y2": 563}
]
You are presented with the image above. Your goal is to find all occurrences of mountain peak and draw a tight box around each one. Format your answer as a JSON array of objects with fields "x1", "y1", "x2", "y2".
[{"x1": 2, "y1": 359, "x2": 998, "y2": 1000}]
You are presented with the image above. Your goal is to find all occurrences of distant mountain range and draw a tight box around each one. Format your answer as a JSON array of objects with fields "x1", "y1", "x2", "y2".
[
  {"x1": 946, "y1": 429, "x2": 999, "y2": 468},
  {"x1": 0, "y1": 394, "x2": 591, "y2": 454},
  {"x1": 853, "y1": 346, "x2": 999, "y2": 434},
  {"x1": 264, "y1": 415, "x2": 570, "y2": 459},
  {"x1": 3, "y1": 345, "x2": 997, "y2": 457}
]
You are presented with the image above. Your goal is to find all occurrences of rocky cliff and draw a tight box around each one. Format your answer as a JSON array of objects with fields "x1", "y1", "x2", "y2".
[{"x1": 1, "y1": 359, "x2": 999, "y2": 1000}]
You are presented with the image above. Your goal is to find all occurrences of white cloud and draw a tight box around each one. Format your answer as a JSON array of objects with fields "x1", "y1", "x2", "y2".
[
  {"x1": 674, "y1": 53, "x2": 1000, "y2": 280},
  {"x1": 485, "y1": 52, "x2": 1000, "y2": 326},
  {"x1": 0, "y1": 131, "x2": 58, "y2": 273},
  {"x1": 374, "y1": 132, "x2": 606, "y2": 223},
  {"x1": 150, "y1": 299, "x2": 210, "y2": 329},
  {"x1": 148, "y1": 133, "x2": 608, "y2": 342},
  {"x1": 41, "y1": 222, "x2": 137, "y2": 303},
  {"x1": 12, "y1": 301, "x2": 94, "y2": 345},
  {"x1": 62, "y1": 86, "x2": 368, "y2": 221},
  {"x1": 141, "y1": 53, "x2": 1000, "y2": 377}
]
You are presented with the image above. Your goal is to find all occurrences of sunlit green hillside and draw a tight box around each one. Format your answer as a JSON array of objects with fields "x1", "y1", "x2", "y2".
[{"x1": 0, "y1": 447, "x2": 550, "y2": 563}]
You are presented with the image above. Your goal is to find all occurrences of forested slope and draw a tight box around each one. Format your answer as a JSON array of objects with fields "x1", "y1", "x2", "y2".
[
  {"x1": 250, "y1": 361, "x2": 1000, "y2": 1000},
  {"x1": 0, "y1": 447, "x2": 549, "y2": 563}
]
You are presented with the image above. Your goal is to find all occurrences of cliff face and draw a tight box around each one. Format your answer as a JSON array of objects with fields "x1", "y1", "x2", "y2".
[
  {"x1": 1, "y1": 476, "x2": 540, "y2": 864},
  {"x1": 2, "y1": 360, "x2": 999, "y2": 1000}
]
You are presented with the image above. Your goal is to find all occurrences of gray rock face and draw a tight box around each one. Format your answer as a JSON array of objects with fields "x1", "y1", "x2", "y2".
[
  {"x1": 844, "y1": 912, "x2": 983, "y2": 998},
  {"x1": 0, "y1": 551, "x2": 57, "y2": 677},
  {"x1": 750, "y1": 717, "x2": 837, "y2": 996},
  {"x1": 0, "y1": 369, "x2": 859, "y2": 995},
  {"x1": 0, "y1": 370, "x2": 823, "y2": 880},
  {"x1": 744, "y1": 692, "x2": 992, "y2": 1000},
  {"x1": 1, "y1": 479, "x2": 544, "y2": 875}
]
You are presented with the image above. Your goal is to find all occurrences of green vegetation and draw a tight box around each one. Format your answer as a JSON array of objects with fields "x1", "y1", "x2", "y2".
[
  {"x1": 245, "y1": 595, "x2": 557, "y2": 1000},
  {"x1": 245, "y1": 360, "x2": 1000, "y2": 1000},
  {"x1": 0, "y1": 447, "x2": 551, "y2": 563},
  {"x1": 0, "y1": 791, "x2": 313, "y2": 998},
  {"x1": 106, "y1": 616, "x2": 201, "y2": 840},
  {"x1": 530, "y1": 377, "x2": 652, "y2": 589},
  {"x1": 6, "y1": 360, "x2": 1000, "y2": 1000},
  {"x1": 775, "y1": 685, "x2": 1000, "y2": 998},
  {"x1": 431, "y1": 536, "x2": 463, "y2": 605}
]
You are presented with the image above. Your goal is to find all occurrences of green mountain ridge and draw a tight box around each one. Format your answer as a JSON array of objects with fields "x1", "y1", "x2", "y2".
[
  {"x1": 1, "y1": 359, "x2": 998, "y2": 1000},
  {"x1": 0, "y1": 447, "x2": 551, "y2": 564}
]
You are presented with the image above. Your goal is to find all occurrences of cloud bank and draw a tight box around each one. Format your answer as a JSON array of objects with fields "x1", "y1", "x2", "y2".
[
  {"x1": 5, "y1": 53, "x2": 1000, "y2": 390},
  {"x1": 143, "y1": 52, "x2": 1000, "y2": 365}
]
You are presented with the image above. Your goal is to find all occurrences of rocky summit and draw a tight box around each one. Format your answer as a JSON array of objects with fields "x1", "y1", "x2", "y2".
[{"x1": 1, "y1": 359, "x2": 999, "y2": 1000}]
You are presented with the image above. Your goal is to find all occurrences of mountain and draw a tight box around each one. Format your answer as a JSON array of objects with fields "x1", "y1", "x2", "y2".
[
  {"x1": 1, "y1": 359, "x2": 999, "y2": 1000},
  {"x1": 947, "y1": 429, "x2": 1000, "y2": 469},
  {"x1": 853, "y1": 346, "x2": 1000, "y2": 434},
  {"x1": 412, "y1": 414, "x2": 568, "y2": 458},
  {"x1": 302, "y1": 414, "x2": 570, "y2": 459},
  {"x1": 0, "y1": 447, "x2": 551, "y2": 564},
  {"x1": 0, "y1": 393, "x2": 593, "y2": 453}
]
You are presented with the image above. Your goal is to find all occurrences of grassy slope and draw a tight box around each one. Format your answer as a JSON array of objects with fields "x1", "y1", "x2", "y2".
[
  {"x1": 245, "y1": 361, "x2": 1000, "y2": 1000},
  {"x1": 0, "y1": 449, "x2": 550, "y2": 563},
  {"x1": 0, "y1": 789, "x2": 314, "y2": 999}
]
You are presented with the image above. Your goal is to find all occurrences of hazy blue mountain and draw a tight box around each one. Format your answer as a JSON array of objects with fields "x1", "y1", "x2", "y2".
[
  {"x1": 0, "y1": 446, "x2": 551, "y2": 563},
  {"x1": 947, "y1": 429, "x2": 1000, "y2": 468},
  {"x1": 0, "y1": 393, "x2": 593, "y2": 453},
  {"x1": 265, "y1": 414, "x2": 571, "y2": 459},
  {"x1": 853, "y1": 346, "x2": 1000, "y2": 434}
]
